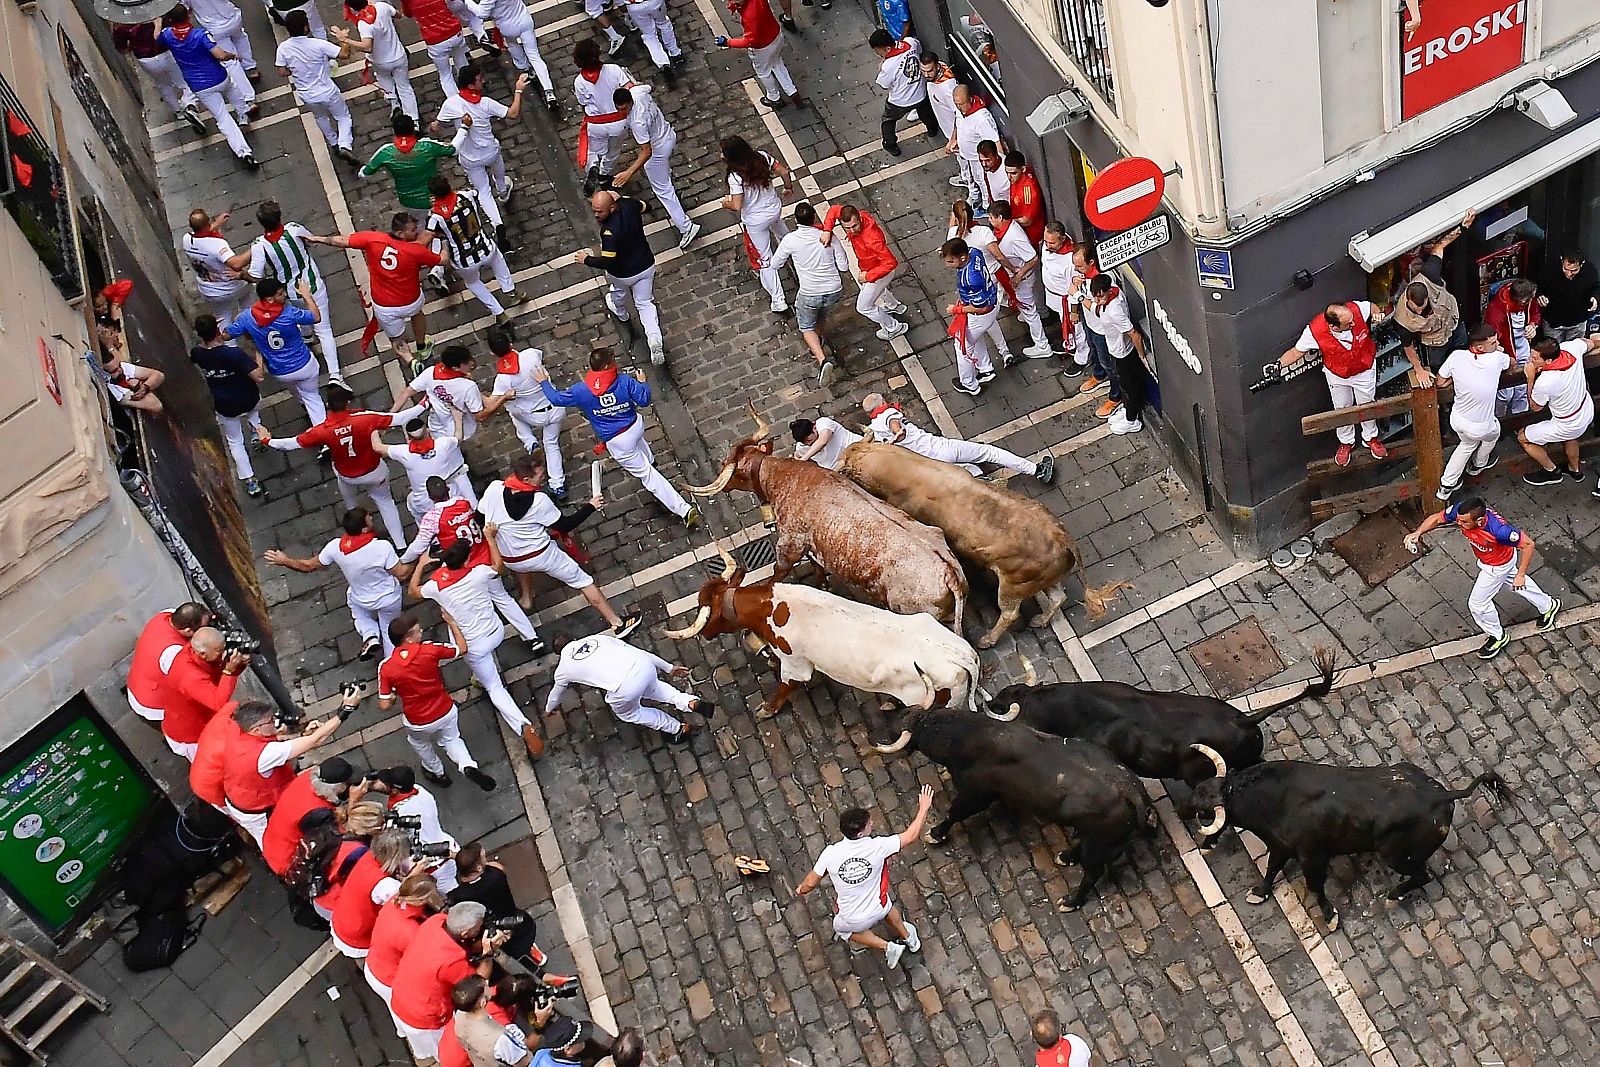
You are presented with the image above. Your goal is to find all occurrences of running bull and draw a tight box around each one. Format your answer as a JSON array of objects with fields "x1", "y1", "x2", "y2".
[
  {"x1": 873, "y1": 709, "x2": 1150, "y2": 910},
  {"x1": 1183, "y1": 747, "x2": 1513, "y2": 930},
  {"x1": 988, "y1": 650, "x2": 1337, "y2": 782},
  {"x1": 838, "y1": 441, "x2": 1129, "y2": 647},
  {"x1": 687, "y1": 405, "x2": 967, "y2": 626},
  {"x1": 662, "y1": 544, "x2": 983, "y2": 715}
]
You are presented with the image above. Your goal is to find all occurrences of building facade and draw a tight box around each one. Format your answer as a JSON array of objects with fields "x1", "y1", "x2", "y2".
[{"x1": 902, "y1": 0, "x2": 1600, "y2": 552}]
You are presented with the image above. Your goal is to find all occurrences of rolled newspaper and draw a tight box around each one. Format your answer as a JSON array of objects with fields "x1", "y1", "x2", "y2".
[{"x1": 591, "y1": 460, "x2": 602, "y2": 500}]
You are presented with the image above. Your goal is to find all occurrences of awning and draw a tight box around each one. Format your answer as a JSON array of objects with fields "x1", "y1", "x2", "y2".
[{"x1": 1347, "y1": 113, "x2": 1600, "y2": 271}]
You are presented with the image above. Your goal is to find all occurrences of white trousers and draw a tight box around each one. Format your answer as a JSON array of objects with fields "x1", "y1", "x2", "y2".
[
  {"x1": 427, "y1": 34, "x2": 468, "y2": 97},
  {"x1": 274, "y1": 358, "x2": 326, "y2": 426},
  {"x1": 337, "y1": 463, "x2": 407, "y2": 545},
  {"x1": 223, "y1": 802, "x2": 270, "y2": 849},
  {"x1": 1011, "y1": 272, "x2": 1049, "y2": 348},
  {"x1": 606, "y1": 266, "x2": 662, "y2": 346},
  {"x1": 405, "y1": 707, "x2": 477, "y2": 774},
  {"x1": 456, "y1": 250, "x2": 515, "y2": 315},
  {"x1": 856, "y1": 270, "x2": 905, "y2": 329},
  {"x1": 608, "y1": 672, "x2": 694, "y2": 735},
  {"x1": 606, "y1": 416, "x2": 689, "y2": 517},
  {"x1": 466, "y1": 632, "x2": 532, "y2": 731},
  {"x1": 193, "y1": 81, "x2": 253, "y2": 159},
  {"x1": 955, "y1": 306, "x2": 1012, "y2": 389},
  {"x1": 166, "y1": 737, "x2": 200, "y2": 761},
  {"x1": 509, "y1": 406, "x2": 566, "y2": 489},
  {"x1": 372, "y1": 58, "x2": 418, "y2": 121},
  {"x1": 301, "y1": 89, "x2": 352, "y2": 150},
  {"x1": 286, "y1": 291, "x2": 341, "y2": 377},
  {"x1": 917, "y1": 435, "x2": 1035, "y2": 477},
  {"x1": 1324, "y1": 365, "x2": 1378, "y2": 445},
  {"x1": 488, "y1": 580, "x2": 538, "y2": 639},
  {"x1": 362, "y1": 965, "x2": 402, "y2": 1039},
  {"x1": 349, "y1": 588, "x2": 404, "y2": 653},
  {"x1": 461, "y1": 150, "x2": 508, "y2": 228},
  {"x1": 642, "y1": 129, "x2": 692, "y2": 234},
  {"x1": 499, "y1": 21, "x2": 552, "y2": 88},
  {"x1": 281, "y1": 0, "x2": 327, "y2": 37},
  {"x1": 198, "y1": 12, "x2": 259, "y2": 78},
  {"x1": 136, "y1": 52, "x2": 195, "y2": 115},
  {"x1": 957, "y1": 155, "x2": 986, "y2": 209},
  {"x1": 399, "y1": 1020, "x2": 444, "y2": 1061},
  {"x1": 1469, "y1": 558, "x2": 1552, "y2": 640},
  {"x1": 750, "y1": 36, "x2": 795, "y2": 100},
  {"x1": 584, "y1": 118, "x2": 627, "y2": 177},
  {"x1": 1442, "y1": 421, "x2": 1499, "y2": 490},
  {"x1": 744, "y1": 212, "x2": 789, "y2": 312},
  {"x1": 634, "y1": 8, "x2": 680, "y2": 66},
  {"x1": 217, "y1": 407, "x2": 263, "y2": 480},
  {"x1": 205, "y1": 285, "x2": 250, "y2": 326}
]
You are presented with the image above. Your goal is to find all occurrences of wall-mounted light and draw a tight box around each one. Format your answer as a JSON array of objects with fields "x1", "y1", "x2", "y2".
[{"x1": 1025, "y1": 89, "x2": 1091, "y2": 138}]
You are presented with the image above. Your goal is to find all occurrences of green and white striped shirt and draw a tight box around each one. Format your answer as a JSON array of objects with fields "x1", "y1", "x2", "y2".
[{"x1": 248, "y1": 222, "x2": 325, "y2": 297}]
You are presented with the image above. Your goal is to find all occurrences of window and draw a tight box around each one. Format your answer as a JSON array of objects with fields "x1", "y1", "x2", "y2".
[
  {"x1": 948, "y1": 0, "x2": 1006, "y2": 111},
  {"x1": 0, "y1": 75, "x2": 82, "y2": 302},
  {"x1": 1052, "y1": 0, "x2": 1115, "y2": 109}
]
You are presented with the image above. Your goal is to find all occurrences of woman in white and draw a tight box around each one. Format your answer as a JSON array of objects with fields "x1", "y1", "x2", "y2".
[
  {"x1": 721, "y1": 136, "x2": 795, "y2": 315},
  {"x1": 487, "y1": 328, "x2": 568, "y2": 497},
  {"x1": 264, "y1": 508, "x2": 409, "y2": 660}
]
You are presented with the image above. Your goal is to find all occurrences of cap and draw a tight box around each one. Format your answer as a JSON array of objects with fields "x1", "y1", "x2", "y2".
[
  {"x1": 318, "y1": 757, "x2": 355, "y2": 784},
  {"x1": 377, "y1": 766, "x2": 415, "y2": 791},
  {"x1": 542, "y1": 1016, "x2": 582, "y2": 1049}
]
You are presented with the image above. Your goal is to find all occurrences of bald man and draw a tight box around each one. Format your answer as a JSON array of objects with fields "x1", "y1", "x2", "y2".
[
  {"x1": 574, "y1": 190, "x2": 666, "y2": 365},
  {"x1": 160, "y1": 627, "x2": 251, "y2": 760},
  {"x1": 946, "y1": 85, "x2": 1005, "y2": 213},
  {"x1": 182, "y1": 208, "x2": 252, "y2": 325}
]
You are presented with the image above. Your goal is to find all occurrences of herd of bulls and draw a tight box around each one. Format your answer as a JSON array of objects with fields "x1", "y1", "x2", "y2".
[{"x1": 663, "y1": 408, "x2": 1514, "y2": 929}]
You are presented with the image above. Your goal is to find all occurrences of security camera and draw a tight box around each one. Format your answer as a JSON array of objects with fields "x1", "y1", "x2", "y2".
[
  {"x1": 1513, "y1": 83, "x2": 1576, "y2": 131},
  {"x1": 1025, "y1": 90, "x2": 1091, "y2": 138}
]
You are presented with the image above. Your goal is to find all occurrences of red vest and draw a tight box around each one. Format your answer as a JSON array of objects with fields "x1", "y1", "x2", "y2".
[
  {"x1": 332, "y1": 851, "x2": 392, "y2": 950},
  {"x1": 262, "y1": 773, "x2": 333, "y2": 877},
  {"x1": 437, "y1": 1018, "x2": 470, "y2": 1067},
  {"x1": 1307, "y1": 301, "x2": 1376, "y2": 379},
  {"x1": 367, "y1": 901, "x2": 427, "y2": 986},
  {"x1": 222, "y1": 730, "x2": 296, "y2": 813},
  {"x1": 128, "y1": 611, "x2": 183, "y2": 713},
  {"x1": 190, "y1": 704, "x2": 242, "y2": 808},
  {"x1": 315, "y1": 840, "x2": 364, "y2": 913}
]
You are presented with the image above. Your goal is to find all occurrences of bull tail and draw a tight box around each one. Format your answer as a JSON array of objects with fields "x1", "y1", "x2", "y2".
[
  {"x1": 1070, "y1": 549, "x2": 1132, "y2": 622},
  {"x1": 1444, "y1": 770, "x2": 1513, "y2": 808},
  {"x1": 1246, "y1": 646, "x2": 1338, "y2": 725},
  {"x1": 964, "y1": 664, "x2": 985, "y2": 714}
]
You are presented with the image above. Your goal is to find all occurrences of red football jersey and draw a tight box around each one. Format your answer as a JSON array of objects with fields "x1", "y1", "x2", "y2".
[
  {"x1": 348, "y1": 231, "x2": 442, "y2": 308},
  {"x1": 296, "y1": 409, "x2": 397, "y2": 478}
]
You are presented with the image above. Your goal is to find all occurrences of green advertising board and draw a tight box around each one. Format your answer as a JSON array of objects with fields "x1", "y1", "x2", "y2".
[{"x1": 0, "y1": 698, "x2": 156, "y2": 933}]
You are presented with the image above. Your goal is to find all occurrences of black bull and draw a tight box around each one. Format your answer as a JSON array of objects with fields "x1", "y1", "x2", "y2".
[
  {"x1": 873, "y1": 710, "x2": 1150, "y2": 910},
  {"x1": 1185, "y1": 760, "x2": 1513, "y2": 930}
]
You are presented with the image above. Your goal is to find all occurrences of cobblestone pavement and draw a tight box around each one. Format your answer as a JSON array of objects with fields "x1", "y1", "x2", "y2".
[{"x1": 60, "y1": 0, "x2": 1600, "y2": 1063}]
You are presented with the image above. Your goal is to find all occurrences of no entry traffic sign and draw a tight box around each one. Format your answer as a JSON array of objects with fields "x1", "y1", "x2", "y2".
[{"x1": 1084, "y1": 157, "x2": 1165, "y2": 232}]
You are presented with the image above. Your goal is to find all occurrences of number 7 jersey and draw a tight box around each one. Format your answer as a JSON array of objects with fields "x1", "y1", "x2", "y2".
[{"x1": 294, "y1": 409, "x2": 407, "y2": 478}]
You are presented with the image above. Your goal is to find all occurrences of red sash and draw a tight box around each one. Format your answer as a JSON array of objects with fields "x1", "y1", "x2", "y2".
[
  {"x1": 576, "y1": 107, "x2": 629, "y2": 168},
  {"x1": 742, "y1": 229, "x2": 762, "y2": 272}
]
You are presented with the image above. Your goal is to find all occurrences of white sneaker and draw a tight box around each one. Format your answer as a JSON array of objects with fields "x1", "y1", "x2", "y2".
[
  {"x1": 604, "y1": 294, "x2": 628, "y2": 322},
  {"x1": 885, "y1": 300, "x2": 909, "y2": 315},
  {"x1": 885, "y1": 942, "x2": 906, "y2": 969},
  {"x1": 903, "y1": 922, "x2": 921, "y2": 953},
  {"x1": 947, "y1": 176, "x2": 966, "y2": 188},
  {"x1": 496, "y1": 175, "x2": 516, "y2": 203},
  {"x1": 1022, "y1": 341, "x2": 1055, "y2": 359},
  {"x1": 875, "y1": 320, "x2": 908, "y2": 341},
  {"x1": 606, "y1": 34, "x2": 625, "y2": 55},
  {"x1": 678, "y1": 222, "x2": 701, "y2": 250},
  {"x1": 649, "y1": 340, "x2": 666, "y2": 366},
  {"x1": 1107, "y1": 410, "x2": 1143, "y2": 435}
]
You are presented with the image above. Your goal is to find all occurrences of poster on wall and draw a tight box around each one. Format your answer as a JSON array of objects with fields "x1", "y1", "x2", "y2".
[
  {"x1": 0, "y1": 698, "x2": 156, "y2": 934},
  {"x1": 1400, "y1": 0, "x2": 1527, "y2": 120}
]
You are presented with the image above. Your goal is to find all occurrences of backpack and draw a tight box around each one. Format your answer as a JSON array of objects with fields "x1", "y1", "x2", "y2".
[{"x1": 121, "y1": 909, "x2": 206, "y2": 972}]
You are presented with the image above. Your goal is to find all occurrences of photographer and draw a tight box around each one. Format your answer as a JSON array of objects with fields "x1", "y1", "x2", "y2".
[
  {"x1": 262, "y1": 757, "x2": 361, "y2": 879},
  {"x1": 391, "y1": 902, "x2": 509, "y2": 1061},
  {"x1": 367, "y1": 871, "x2": 447, "y2": 1030},
  {"x1": 485, "y1": 975, "x2": 613, "y2": 1067},
  {"x1": 126, "y1": 602, "x2": 211, "y2": 724},
  {"x1": 159, "y1": 626, "x2": 250, "y2": 761},
  {"x1": 291, "y1": 801, "x2": 387, "y2": 922},
  {"x1": 369, "y1": 766, "x2": 461, "y2": 892},
  {"x1": 442, "y1": 974, "x2": 546, "y2": 1067},
  {"x1": 449, "y1": 843, "x2": 573, "y2": 987},
  {"x1": 222, "y1": 689, "x2": 356, "y2": 848},
  {"x1": 330, "y1": 828, "x2": 412, "y2": 960}
]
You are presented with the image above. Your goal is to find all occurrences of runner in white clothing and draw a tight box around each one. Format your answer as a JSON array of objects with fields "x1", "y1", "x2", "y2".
[
  {"x1": 275, "y1": 13, "x2": 356, "y2": 163},
  {"x1": 571, "y1": 42, "x2": 634, "y2": 189},
  {"x1": 467, "y1": 0, "x2": 559, "y2": 105},
  {"x1": 411, "y1": 538, "x2": 548, "y2": 759},
  {"x1": 395, "y1": 345, "x2": 509, "y2": 442},
  {"x1": 919, "y1": 50, "x2": 958, "y2": 140},
  {"x1": 796, "y1": 785, "x2": 934, "y2": 970},
  {"x1": 333, "y1": 1, "x2": 416, "y2": 122},
  {"x1": 791, "y1": 415, "x2": 862, "y2": 470},
  {"x1": 622, "y1": 0, "x2": 682, "y2": 79},
  {"x1": 610, "y1": 85, "x2": 700, "y2": 249},
  {"x1": 721, "y1": 136, "x2": 795, "y2": 314},
  {"x1": 544, "y1": 632, "x2": 714, "y2": 742},
  {"x1": 246, "y1": 202, "x2": 342, "y2": 379},
  {"x1": 187, "y1": 0, "x2": 260, "y2": 93},
  {"x1": 1040, "y1": 222, "x2": 1078, "y2": 371},
  {"x1": 263, "y1": 509, "x2": 409, "y2": 660},
  {"x1": 946, "y1": 85, "x2": 1004, "y2": 211},
  {"x1": 434, "y1": 65, "x2": 529, "y2": 232},
  {"x1": 869, "y1": 31, "x2": 940, "y2": 156},
  {"x1": 863, "y1": 394, "x2": 1055, "y2": 483},
  {"x1": 373, "y1": 418, "x2": 475, "y2": 521},
  {"x1": 987, "y1": 201, "x2": 1052, "y2": 358},
  {"x1": 487, "y1": 328, "x2": 568, "y2": 497},
  {"x1": 1520, "y1": 335, "x2": 1600, "y2": 486},
  {"x1": 182, "y1": 207, "x2": 251, "y2": 325}
]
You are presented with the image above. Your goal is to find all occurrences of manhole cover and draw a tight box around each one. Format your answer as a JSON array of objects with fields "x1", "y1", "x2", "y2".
[
  {"x1": 1332, "y1": 505, "x2": 1427, "y2": 587},
  {"x1": 1186, "y1": 617, "x2": 1286, "y2": 698},
  {"x1": 701, "y1": 538, "x2": 776, "y2": 576}
]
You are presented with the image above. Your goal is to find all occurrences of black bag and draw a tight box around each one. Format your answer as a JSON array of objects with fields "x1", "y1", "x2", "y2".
[{"x1": 121, "y1": 909, "x2": 206, "y2": 972}]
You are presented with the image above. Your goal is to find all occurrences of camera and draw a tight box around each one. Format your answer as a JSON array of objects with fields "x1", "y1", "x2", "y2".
[
  {"x1": 412, "y1": 840, "x2": 453, "y2": 860},
  {"x1": 225, "y1": 630, "x2": 260, "y2": 655},
  {"x1": 485, "y1": 915, "x2": 526, "y2": 934},
  {"x1": 274, "y1": 705, "x2": 305, "y2": 732},
  {"x1": 385, "y1": 811, "x2": 423, "y2": 832},
  {"x1": 531, "y1": 980, "x2": 581, "y2": 1011}
]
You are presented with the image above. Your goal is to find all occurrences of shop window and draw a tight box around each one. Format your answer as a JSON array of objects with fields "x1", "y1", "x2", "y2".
[
  {"x1": 1052, "y1": 0, "x2": 1115, "y2": 109},
  {"x1": 948, "y1": 1, "x2": 1006, "y2": 112},
  {"x1": 0, "y1": 75, "x2": 82, "y2": 303}
]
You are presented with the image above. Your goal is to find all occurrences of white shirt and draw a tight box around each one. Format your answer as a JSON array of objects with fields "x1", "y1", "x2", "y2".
[
  {"x1": 1040, "y1": 245, "x2": 1074, "y2": 298},
  {"x1": 391, "y1": 785, "x2": 458, "y2": 850},
  {"x1": 357, "y1": 2, "x2": 406, "y2": 67},
  {"x1": 182, "y1": 233, "x2": 244, "y2": 298},
  {"x1": 436, "y1": 93, "x2": 509, "y2": 161},
  {"x1": 411, "y1": 367, "x2": 486, "y2": 440},
  {"x1": 248, "y1": 222, "x2": 324, "y2": 288},
  {"x1": 478, "y1": 480, "x2": 560, "y2": 558},
  {"x1": 187, "y1": 0, "x2": 243, "y2": 31},
  {"x1": 770, "y1": 228, "x2": 849, "y2": 297},
  {"x1": 1294, "y1": 301, "x2": 1374, "y2": 354},
  {"x1": 545, "y1": 633, "x2": 668, "y2": 711},
  {"x1": 1533, "y1": 341, "x2": 1591, "y2": 419},
  {"x1": 812, "y1": 834, "x2": 901, "y2": 924},
  {"x1": 318, "y1": 536, "x2": 403, "y2": 609},
  {"x1": 875, "y1": 38, "x2": 926, "y2": 108},
  {"x1": 493, "y1": 350, "x2": 554, "y2": 418},
  {"x1": 953, "y1": 103, "x2": 1000, "y2": 160},
  {"x1": 1083, "y1": 289, "x2": 1136, "y2": 358},
  {"x1": 869, "y1": 407, "x2": 938, "y2": 453},
  {"x1": 625, "y1": 85, "x2": 673, "y2": 153},
  {"x1": 994, "y1": 223, "x2": 1036, "y2": 275},
  {"x1": 276, "y1": 36, "x2": 342, "y2": 100},
  {"x1": 982, "y1": 164, "x2": 1012, "y2": 208},
  {"x1": 925, "y1": 73, "x2": 957, "y2": 137},
  {"x1": 1437, "y1": 348, "x2": 1509, "y2": 435},
  {"x1": 253, "y1": 739, "x2": 297, "y2": 777},
  {"x1": 470, "y1": 0, "x2": 532, "y2": 36},
  {"x1": 106, "y1": 361, "x2": 156, "y2": 403},
  {"x1": 729, "y1": 152, "x2": 783, "y2": 225},
  {"x1": 388, "y1": 437, "x2": 468, "y2": 505},
  {"x1": 800, "y1": 416, "x2": 861, "y2": 470},
  {"x1": 950, "y1": 223, "x2": 998, "y2": 274},
  {"x1": 573, "y1": 63, "x2": 634, "y2": 119},
  {"x1": 421, "y1": 564, "x2": 504, "y2": 649}
]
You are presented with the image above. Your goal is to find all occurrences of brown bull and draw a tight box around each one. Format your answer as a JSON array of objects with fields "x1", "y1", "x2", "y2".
[
  {"x1": 687, "y1": 406, "x2": 967, "y2": 626},
  {"x1": 839, "y1": 440, "x2": 1128, "y2": 647}
]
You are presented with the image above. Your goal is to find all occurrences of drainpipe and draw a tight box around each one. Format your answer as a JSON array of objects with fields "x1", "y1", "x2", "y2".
[{"x1": 1182, "y1": 0, "x2": 1229, "y2": 240}]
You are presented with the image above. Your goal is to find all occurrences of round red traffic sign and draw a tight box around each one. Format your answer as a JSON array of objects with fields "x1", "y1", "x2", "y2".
[{"x1": 1084, "y1": 157, "x2": 1166, "y2": 232}]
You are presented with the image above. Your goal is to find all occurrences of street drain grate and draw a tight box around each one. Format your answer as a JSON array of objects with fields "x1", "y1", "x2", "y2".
[
  {"x1": 1186, "y1": 616, "x2": 1286, "y2": 698},
  {"x1": 701, "y1": 538, "x2": 776, "y2": 576},
  {"x1": 1332, "y1": 505, "x2": 1426, "y2": 587}
]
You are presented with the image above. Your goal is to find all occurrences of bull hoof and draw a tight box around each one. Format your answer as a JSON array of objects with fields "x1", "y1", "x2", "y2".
[
  {"x1": 1053, "y1": 849, "x2": 1076, "y2": 867},
  {"x1": 1245, "y1": 889, "x2": 1269, "y2": 906},
  {"x1": 754, "y1": 703, "x2": 780, "y2": 721},
  {"x1": 975, "y1": 634, "x2": 999, "y2": 650},
  {"x1": 1325, "y1": 911, "x2": 1340, "y2": 932},
  {"x1": 924, "y1": 829, "x2": 948, "y2": 846}
]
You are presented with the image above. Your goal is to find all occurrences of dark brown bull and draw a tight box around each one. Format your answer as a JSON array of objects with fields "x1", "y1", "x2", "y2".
[
  {"x1": 839, "y1": 441, "x2": 1128, "y2": 647},
  {"x1": 686, "y1": 406, "x2": 967, "y2": 625}
]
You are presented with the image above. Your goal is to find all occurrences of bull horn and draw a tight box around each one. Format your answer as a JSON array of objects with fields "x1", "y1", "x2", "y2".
[
  {"x1": 661, "y1": 605, "x2": 712, "y2": 640},
  {"x1": 873, "y1": 730, "x2": 913, "y2": 754},
  {"x1": 686, "y1": 463, "x2": 735, "y2": 496},
  {"x1": 1191, "y1": 743, "x2": 1228, "y2": 779},
  {"x1": 914, "y1": 663, "x2": 937, "y2": 710},
  {"x1": 1021, "y1": 655, "x2": 1037, "y2": 687},
  {"x1": 1197, "y1": 805, "x2": 1227, "y2": 837},
  {"x1": 746, "y1": 400, "x2": 773, "y2": 443},
  {"x1": 987, "y1": 702, "x2": 1021, "y2": 722},
  {"x1": 713, "y1": 539, "x2": 738, "y2": 580}
]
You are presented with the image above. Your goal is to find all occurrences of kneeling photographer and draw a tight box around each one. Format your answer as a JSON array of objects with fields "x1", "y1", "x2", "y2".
[
  {"x1": 368, "y1": 765, "x2": 461, "y2": 891},
  {"x1": 450, "y1": 843, "x2": 575, "y2": 989},
  {"x1": 222, "y1": 686, "x2": 361, "y2": 849}
]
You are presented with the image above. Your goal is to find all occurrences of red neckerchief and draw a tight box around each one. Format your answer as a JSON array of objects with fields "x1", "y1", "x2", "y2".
[
  {"x1": 407, "y1": 437, "x2": 436, "y2": 454},
  {"x1": 385, "y1": 788, "x2": 418, "y2": 806},
  {"x1": 430, "y1": 562, "x2": 469, "y2": 589},
  {"x1": 432, "y1": 364, "x2": 469, "y2": 381},
  {"x1": 191, "y1": 229, "x2": 224, "y2": 240},
  {"x1": 167, "y1": 21, "x2": 194, "y2": 40},
  {"x1": 346, "y1": 3, "x2": 376, "y2": 21},
  {"x1": 1094, "y1": 285, "x2": 1120, "y2": 312},
  {"x1": 106, "y1": 363, "x2": 130, "y2": 387},
  {"x1": 393, "y1": 135, "x2": 418, "y2": 152},
  {"x1": 961, "y1": 96, "x2": 987, "y2": 116},
  {"x1": 504, "y1": 475, "x2": 539, "y2": 492},
  {"x1": 340, "y1": 531, "x2": 376, "y2": 553},
  {"x1": 250, "y1": 300, "x2": 283, "y2": 326},
  {"x1": 1545, "y1": 351, "x2": 1578, "y2": 372},
  {"x1": 579, "y1": 66, "x2": 601, "y2": 83},
  {"x1": 459, "y1": 87, "x2": 483, "y2": 104},
  {"x1": 883, "y1": 41, "x2": 912, "y2": 58},
  {"x1": 585, "y1": 366, "x2": 618, "y2": 396},
  {"x1": 496, "y1": 350, "x2": 520, "y2": 375},
  {"x1": 870, "y1": 403, "x2": 900, "y2": 419},
  {"x1": 264, "y1": 225, "x2": 286, "y2": 242},
  {"x1": 927, "y1": 63, "x2": 953, "y2": 83},
  {"x1": 993, "y1": 219, "x2": 1011, "y2": 239},
  {"x1": 430, "y1": 192, "x2": 458, "y2": 218}
]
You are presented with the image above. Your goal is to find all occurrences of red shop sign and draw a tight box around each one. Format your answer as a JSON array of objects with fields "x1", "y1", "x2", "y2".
[{"x1": 1401, "y1": 0, "x2": 1527, "y2": 121}]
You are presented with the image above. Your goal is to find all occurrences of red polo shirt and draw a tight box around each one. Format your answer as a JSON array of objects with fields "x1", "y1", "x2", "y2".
[
  {"x1": 378, "y1": 642, "x2": 459, "y2": 726},
  {"x1": 391, "y1": 913, "x2": 477, "y2": 1030}
]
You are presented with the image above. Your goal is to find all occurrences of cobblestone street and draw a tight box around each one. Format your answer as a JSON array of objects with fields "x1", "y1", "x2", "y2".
[{"x1": 61, "y1": 0, "x2": 1600, "y2": 1064}]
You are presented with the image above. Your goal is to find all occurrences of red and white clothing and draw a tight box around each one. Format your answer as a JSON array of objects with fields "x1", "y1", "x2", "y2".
[
  {"x1": 349, "y1": 231, "x2": 444, "y2": 335},
  {"x1": 103, "y1": 361, "x2": 159, "y2": 407},
  {"x1": 1527, "y1": 340, "x2": 1595, "y2": 446},
  {"x1": 436, "y1": 89, "x2": 513, "y2": 228},
  {"x1": 391, "y1": 912, "x2": 476, "y2": 1058},
  {"x1": 468, "y1": 0, "x2": 553, "y2": 87},
  {"x1": 221, "y1": 729, "x2": 297, "y2": 847},
  {"x1": 952, "y1": 99, "x2": 1001, "y2": 208},
  {"x1": 403, "y1": 0, "x2": 467, "y2": 97},
  {"x1": 410, "y1": 366, "x2": 485, "y2": 442},
  {"x1": 623, "y1": 85, "x2": 693, "y2": 236},
  {"x1": 190, "y1": 707, "x2": 242, "y2": 810},
  {"x1": 277, "y1": 35, "x2": 352, "y2": 151},
  {"x1": 493, "y1": 348, "x2": 567, "y2": 492},
  {"x1": 388, "y1": 785, "x2": 459, "y2": 891},
  {"x1": 811, "y1": 833, "x2": 900, "y2": 937},
  {"x1": 730, "y1": 151, "x2": 789, "y2": 312},
  {"x1": 994, "y1": 220, "x2": 1048, "y2": 351},
  {"x1": 478, "y1": 479, "x2": 593, "y2": 590},
  {"x1": 725, "y1": 0, "x2": 795, "y2": 104},
  {"x1": 389, "y1": 434, "x2": 474, "y2": 520},
  {"x1": 183, "y1": 230, "x2": 250, "y2": 323},
  {"x1": 353, "y1": 1, "x2": 417, "y2": 120},
  {"x1": 1036, "y1": 1035, "x2": 1094, "y2": 1067},
  {"x1": 1292, "y1": 300, "x2": 1378, "y2": 446},
  {"x1": 876, "y1": 37, "x2": 926, "y2": 107},
  {"x1": 1040, "y1": 243, "x2": 1082, "y2": 356},
  {"x1": 319, "y1": 533, "x2": 406, "y2": 653},
  {"x1": 822, "y1": 206, "x2": 905, "y2": 332},
  {"x1": 127, "y1": 610, "x2": 189, "y2": 722},
  {"x1": 269, "y1": 405, "x2": 422, "y2": 545},
  {"x1": 868, "y1": 405, "x2": 1036, "y2": 477},
  {"x1": 1007, "y1": 167, "x2": 1047, "y2": 247},
  {"x1": 1441, "y1": 502, "x2": 1554, "y2": 641},
  {"x1": 160, "y1": 647, "x2": 240, "y2": 759},
  {"x1": 421, "y1": 562, "x2": 536, "y2": 732},
  {"x1": 366, "y1": 900, "x2": 428, "y2": 1019},
  {"x1": 331, "y1": 850, "x2": 402, "y2": 958},
  {"x1": 981, "y1": 163, "x2": 1012, "y2": 214},
  {"x1": 262, "y1": 771, "x2": 334, "y2": 877},
  {"x1": 401, "y1": 494, "x2": 488, "y2": 565},
  {"x1": 924, "y1": 61, "x2": 957, "y2": 138},
  {"x1": 573, "y1": 62, "x2": 634, "y2": 177},
  {"x1": 546, "y1": 633, "x2": 694, "y2": 737},
  {"x1": 379, "y1": 641, "x2": 479, "y2": 775},
  {"x1": 1436, "y1": 346, "x2": 1509, "y2": 489}
]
